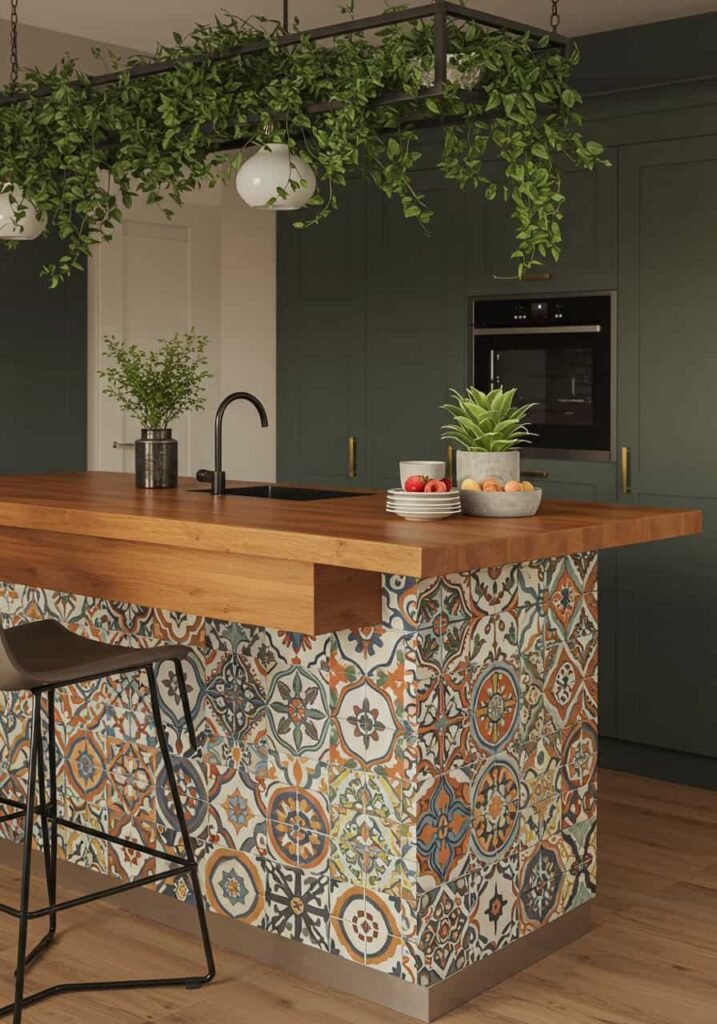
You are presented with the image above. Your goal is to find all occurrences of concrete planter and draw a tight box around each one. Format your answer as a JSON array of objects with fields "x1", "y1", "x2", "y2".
[{"x1": 455, "y1": 450, "x2": 520, "y2": 487}]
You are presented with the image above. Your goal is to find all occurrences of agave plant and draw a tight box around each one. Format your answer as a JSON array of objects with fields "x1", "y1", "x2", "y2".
[{"x1": 441, "y1": 387, "x2": 537, "y2": 452}]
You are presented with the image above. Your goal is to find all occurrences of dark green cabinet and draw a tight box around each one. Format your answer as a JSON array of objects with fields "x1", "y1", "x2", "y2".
[
  {"x1": 365, "y1": 171, "x2": 467, "y2": 489},
  {"x1": 466, "y1": 150, "x2": 618, "y2": 295},
  {"x1": 277, "y1": 184, "x2": 367, "y2": 487},
  {"x1": 0, "y1": 237, "x2": 86, "y2": 474},
  {"x1": 614, "y1": 134, "x2": 717, "y2": 758}
]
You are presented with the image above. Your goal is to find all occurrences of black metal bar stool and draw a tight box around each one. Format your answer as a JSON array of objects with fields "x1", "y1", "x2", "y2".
[{"x1": 0, "y1": 618, "x2": 215, "y2": 1022}]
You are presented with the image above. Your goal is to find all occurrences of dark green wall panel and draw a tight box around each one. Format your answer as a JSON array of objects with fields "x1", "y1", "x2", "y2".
[{"x1": 0, "y1": 237, "x2": 86, "y2": 474}]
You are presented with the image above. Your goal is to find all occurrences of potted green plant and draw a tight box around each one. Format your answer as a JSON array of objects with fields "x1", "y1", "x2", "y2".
[
  {"x1": 100, "y1": 330, "x2": 212, "y2": 489},
  {"x1": 441, "y1": 386, "x2": 536, "y2": 486}
]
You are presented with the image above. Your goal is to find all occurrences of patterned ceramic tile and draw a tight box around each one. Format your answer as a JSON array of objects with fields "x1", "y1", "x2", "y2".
[
  {"x1": 204, "y1": 846, "x2": 266, "y2": 924},
  {"x1": 263, "y1": 860, "x2": 330, "y2": 950},
  {"x1": 471, "y1": 849, "x2": 519, "y2": 957},
  {"x1": 418, "y1": 875, "x2": 476, "y2": 982},
  {"x1": 153, "y1": 607, "x2": 205, "y2": 646},
  {"x1": 0, "y1": 562, "x2": 598, "y2": 983},
  {"x1": 416, "y1": 769, "x2": 472, "y2": 891},
  {"x1": 470, "y1": 756, "x2": 521, "y2": 867}
]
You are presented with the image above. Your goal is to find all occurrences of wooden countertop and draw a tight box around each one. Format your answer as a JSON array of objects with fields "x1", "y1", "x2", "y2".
[{"x1": 0, "y1": 472, "x2": 701, "y2": 577}]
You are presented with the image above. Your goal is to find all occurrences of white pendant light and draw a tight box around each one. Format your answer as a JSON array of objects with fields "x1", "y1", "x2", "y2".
[
  {"x1": 235, "y1": 143, "x2": 316, "y2": 210},
  {"x1": 0, "y1": 184, "x2": 45, "y2": 239}
]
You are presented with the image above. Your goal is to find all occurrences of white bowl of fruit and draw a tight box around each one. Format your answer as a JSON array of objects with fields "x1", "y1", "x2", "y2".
[{"x1": 459, "y1": 477, "x2": 542, "y2": 518}]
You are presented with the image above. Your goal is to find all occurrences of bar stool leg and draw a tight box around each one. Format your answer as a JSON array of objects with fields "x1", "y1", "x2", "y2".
[
  {"x1": 173, "y1": 659, "x2": 197, "y2": 754},
  {"x1": 19, "y1": 691, "x2": 58, "y2": 973},
  {"x1": 146, "y1": 666, "x2": 215, "y2": 986},
  {"x1": 13, "y1": 693, "x2": 42, "y2": 1024}
]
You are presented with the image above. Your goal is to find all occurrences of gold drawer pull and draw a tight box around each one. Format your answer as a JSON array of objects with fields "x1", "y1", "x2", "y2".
[
  {"x1": 348, "y1": 435, "x2": 357, "y2": 478},
  {"x1": 620, "y1": 446, "x2": 631, "y2": 495}
]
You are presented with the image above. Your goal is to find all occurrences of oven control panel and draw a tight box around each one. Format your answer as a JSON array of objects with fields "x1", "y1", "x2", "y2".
[{"x1": 474, "y1": 294, "x2": 609, "y2": 330}]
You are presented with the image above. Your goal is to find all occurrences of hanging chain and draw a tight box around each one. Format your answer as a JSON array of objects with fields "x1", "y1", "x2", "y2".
[
  {"x1": 549, "y1": 0, "x2": 561, "y2": 33},
  {"x1": 9, "y1": 0, "x2": 19, "y2": 88}
]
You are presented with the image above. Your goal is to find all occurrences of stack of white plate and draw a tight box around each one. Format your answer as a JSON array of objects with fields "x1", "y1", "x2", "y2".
[{"x1": 386, "y1": 487, "x2": 462, "y2": 521}]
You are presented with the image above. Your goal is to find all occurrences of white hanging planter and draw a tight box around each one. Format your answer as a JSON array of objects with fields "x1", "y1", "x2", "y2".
[
  {"x1": 235, "y1": 143, "x2": 317, "y2": 210},
  {"x1": 0, "y1": 183, "x2": 45, "y2": 240}
]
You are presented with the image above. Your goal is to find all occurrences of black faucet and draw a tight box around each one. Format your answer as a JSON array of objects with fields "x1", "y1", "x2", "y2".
[{"x1": 196, "y1": 391, "x2": 269, "y2": 495}]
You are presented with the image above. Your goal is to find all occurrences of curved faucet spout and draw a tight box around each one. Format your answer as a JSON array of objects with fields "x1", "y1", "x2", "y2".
[{"x1": 196, "y1": 391, "x2": 269, "y2": 495}]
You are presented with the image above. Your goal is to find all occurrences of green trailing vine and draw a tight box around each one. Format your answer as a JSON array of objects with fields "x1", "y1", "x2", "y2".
[{"x1": 0, "y1": 6, "x2": 606, "y2": 286}]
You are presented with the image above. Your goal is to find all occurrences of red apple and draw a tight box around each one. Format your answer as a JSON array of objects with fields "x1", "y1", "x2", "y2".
[
  {"x1": 441, "y1": 477, "x2": 453, "y2": 490},
  {"x1": 424, "y1": 478, "x2": 449, "y2": 493},
  {"x1": 404, "y1": 475, "x2": 428, "y2": 492}
]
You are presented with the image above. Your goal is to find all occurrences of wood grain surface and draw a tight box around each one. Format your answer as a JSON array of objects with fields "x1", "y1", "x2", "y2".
[{"x1": 0, "y1": 472, "x2": 702, "y2": 577}]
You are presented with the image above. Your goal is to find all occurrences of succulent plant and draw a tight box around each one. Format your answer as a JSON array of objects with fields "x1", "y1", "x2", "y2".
[{"x1": 440, "y1": 386, "x2": 537, "y2": 453}]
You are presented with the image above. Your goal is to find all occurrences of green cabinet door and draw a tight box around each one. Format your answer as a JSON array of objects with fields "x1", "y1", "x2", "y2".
[
  {"x1": 365, "y1": 170, "x2": 467, "y2": 489},
  {"x1": 0, "y1": 237, "x2": 86, "y2": 474},
  {"x1": 277, "y1": 183, "x2": 367, "y2": 487},
  {"x1": 616, "y1": 134, "x2": 717, "y2": 757},
  {"x1": 466, "y1": 150, "x2": 618, "y2": 296}
]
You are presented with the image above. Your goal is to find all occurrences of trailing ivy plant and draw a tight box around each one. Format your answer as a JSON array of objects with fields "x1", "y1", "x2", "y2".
[{"x1": 0, "y1": 5, "x2": 606, "y2": 285}]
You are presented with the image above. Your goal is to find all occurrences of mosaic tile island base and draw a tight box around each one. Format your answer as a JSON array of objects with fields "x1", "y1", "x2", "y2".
[{"x1": 0, "y1": 554, "x2": 599, "y2": 1020}]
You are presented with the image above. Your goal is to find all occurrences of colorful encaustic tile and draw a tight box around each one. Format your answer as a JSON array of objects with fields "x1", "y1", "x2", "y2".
[{"x1": 0, "y1": 555, "x2": 598, "y2": 985}]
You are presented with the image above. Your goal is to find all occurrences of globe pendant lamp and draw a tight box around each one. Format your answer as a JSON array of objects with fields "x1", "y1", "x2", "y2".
[
  {"x1": 0, "y1": 184, "x2": 45, "y2": 239},
  {"x1": 235, "y1": 143, "x2": 316, "y2": 210}
]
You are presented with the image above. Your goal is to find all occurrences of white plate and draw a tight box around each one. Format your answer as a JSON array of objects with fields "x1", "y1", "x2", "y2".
[
  {"x1": 388, "y1": 509, "x2": 462, "y2": 521},
  {"x1": 387, "y1": 495, "x2": 461, "y2": 503},
  {"x1": 387, "y1": 496, "x2": 461, "y2": 505},
  {"x1": 387, "y1": 503, "x2": 462, "y2": 512},
  {"x1": 387, "y1": 487, "x2": 459, "y2": 497},
  {"x1": 387, "y1": 504, "x2": 461, "y2": 512}
]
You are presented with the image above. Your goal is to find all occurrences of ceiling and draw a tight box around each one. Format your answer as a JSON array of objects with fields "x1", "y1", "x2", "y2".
[{"x1": 12, "y1": 0, "x2": 717, "y2": 51}]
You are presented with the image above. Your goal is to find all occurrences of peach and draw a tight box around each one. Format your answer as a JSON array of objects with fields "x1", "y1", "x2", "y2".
[
  {"x1": 480, "y1": 477, "x2": 501, "y2": 488},
  {"x1": 482, "y1": 481, "x2": 502, "y2": 492},
  {"x1": 504, "y1": 480, "x2": 523, "y2": 493},
  {"x1": 460, "y1": 478, "x2": 481, "y2": 491},
  {"x1": 521, "y1": 480, "x2": 535, "y2": 492}
]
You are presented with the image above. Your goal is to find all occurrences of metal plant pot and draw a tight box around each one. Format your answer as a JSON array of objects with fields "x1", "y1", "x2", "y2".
[
  {"x1": 455, "y1": 450, "x2": 520, "y2": 488},
  {"x1": 135, "y1": 428, "x2": 178, "y2": 489}
]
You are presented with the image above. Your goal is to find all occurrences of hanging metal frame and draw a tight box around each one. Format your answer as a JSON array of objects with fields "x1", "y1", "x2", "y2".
[{"x1": 0, "y1": 1, "x2": 571, "y2": 145}]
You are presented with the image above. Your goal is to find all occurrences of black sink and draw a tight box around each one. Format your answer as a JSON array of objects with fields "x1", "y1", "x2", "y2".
[{"x1": 196, "y1": 484, "x2": 366, "y2": 501}]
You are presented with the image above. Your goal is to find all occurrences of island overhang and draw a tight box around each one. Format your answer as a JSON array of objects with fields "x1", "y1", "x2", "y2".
[{"x1": 0, "y1": 472, "x2": 702, "y2": 633}]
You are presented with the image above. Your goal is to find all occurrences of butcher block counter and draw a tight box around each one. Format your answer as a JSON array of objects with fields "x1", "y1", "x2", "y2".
[
  {"x1": 0, "y1": 472, "x2": 700, "y2": 634},
  {"x1": 0, "y1": 473, "x2": 702, "y2": 1021}
]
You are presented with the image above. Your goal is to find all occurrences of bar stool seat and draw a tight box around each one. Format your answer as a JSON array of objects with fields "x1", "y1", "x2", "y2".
[
  {"x1": 1, "y1": 619, "x2": 190, "y2": 689},
  {"x1": 0, "y1": 618, "x2": 215, "y2": 1023}
]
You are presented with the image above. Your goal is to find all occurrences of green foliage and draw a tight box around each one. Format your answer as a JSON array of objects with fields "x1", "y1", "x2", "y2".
[
  {"x1": 0, "y1": 8, "x2": 607, "y2": 285},
  {"x1": 441, "y1": 386, "x2": 537, "y2": 452},
  {"x1": 99, "y1": 330, "x2": 212, "y2": 429}
]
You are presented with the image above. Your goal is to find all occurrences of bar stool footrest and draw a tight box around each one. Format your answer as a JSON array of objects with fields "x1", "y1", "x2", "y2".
[{"x1": 0, "y1": 972, "x2": 214, "y2": 1018}]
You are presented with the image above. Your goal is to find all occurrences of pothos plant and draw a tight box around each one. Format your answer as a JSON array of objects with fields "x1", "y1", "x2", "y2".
[{"x1": 0, "y1": 5, "x2": 606, "y2": 285}]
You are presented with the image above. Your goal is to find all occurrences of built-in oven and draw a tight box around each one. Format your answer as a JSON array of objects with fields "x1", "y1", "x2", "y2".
[{"x1": 472, "y1": 293, "x2": 614, "y2": 461}]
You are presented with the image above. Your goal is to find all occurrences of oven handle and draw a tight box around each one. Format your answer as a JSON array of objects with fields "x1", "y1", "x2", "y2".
[{"x1": 474, "y1": 325, "x2": 602, "y2": 336}]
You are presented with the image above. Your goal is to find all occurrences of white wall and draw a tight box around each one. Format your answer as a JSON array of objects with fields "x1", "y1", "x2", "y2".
[
  {"x1": 87, "y1": 176, "x2": 277, "y2": 483},
  {"x1": 3, "y1": 21, "x2": 278, "y2": 483},
  {"x1": 218, "y1": 182, "x2": 277, "y2": 482}
]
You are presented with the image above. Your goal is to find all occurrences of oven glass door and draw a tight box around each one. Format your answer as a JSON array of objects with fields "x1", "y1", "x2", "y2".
[{"x1": 474, "y1": 329, "x2": 610, "y2": 454}]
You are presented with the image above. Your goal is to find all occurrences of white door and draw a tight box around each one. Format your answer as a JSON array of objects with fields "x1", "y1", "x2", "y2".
[{"x1": 87, "y1": 189, "x2": 222, "y2": 477}]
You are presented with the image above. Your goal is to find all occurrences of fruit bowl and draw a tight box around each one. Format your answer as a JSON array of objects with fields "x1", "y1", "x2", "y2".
[{"x1": 461, "y1": 487, "x2": 542, "y2": 518}]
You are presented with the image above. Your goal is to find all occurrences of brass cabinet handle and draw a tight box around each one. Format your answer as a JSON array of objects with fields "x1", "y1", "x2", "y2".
[
  {"x1": 522, "y1": 469, "x2": 549, "y2": 479},
  {"x1": 348, "y1": 435, "x2": 357, "y2": 478},
  {"x1": 620, "y1": 446, "x2": 632, "y2": 495},
  {"x1": 112, "y1": 441, "x2": 134, "y2": 449},
  {"x1": 446, "y1": 444, "x2": 455, "y2": 482}
]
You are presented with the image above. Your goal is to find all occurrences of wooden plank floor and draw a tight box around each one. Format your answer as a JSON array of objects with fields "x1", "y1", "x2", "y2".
[{"x1": 0, "y1": 768, "x2": 714, "y2": 1023}]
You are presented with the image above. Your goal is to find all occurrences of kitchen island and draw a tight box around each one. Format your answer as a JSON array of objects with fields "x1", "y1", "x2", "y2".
[{"x1": 0, "y1": 473, "x2": 701, "y2": 1021}]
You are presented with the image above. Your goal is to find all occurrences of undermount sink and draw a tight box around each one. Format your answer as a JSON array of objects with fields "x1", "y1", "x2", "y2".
[{"x1": 195, "y1": 484, "x2": 366, "y2": 501}]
